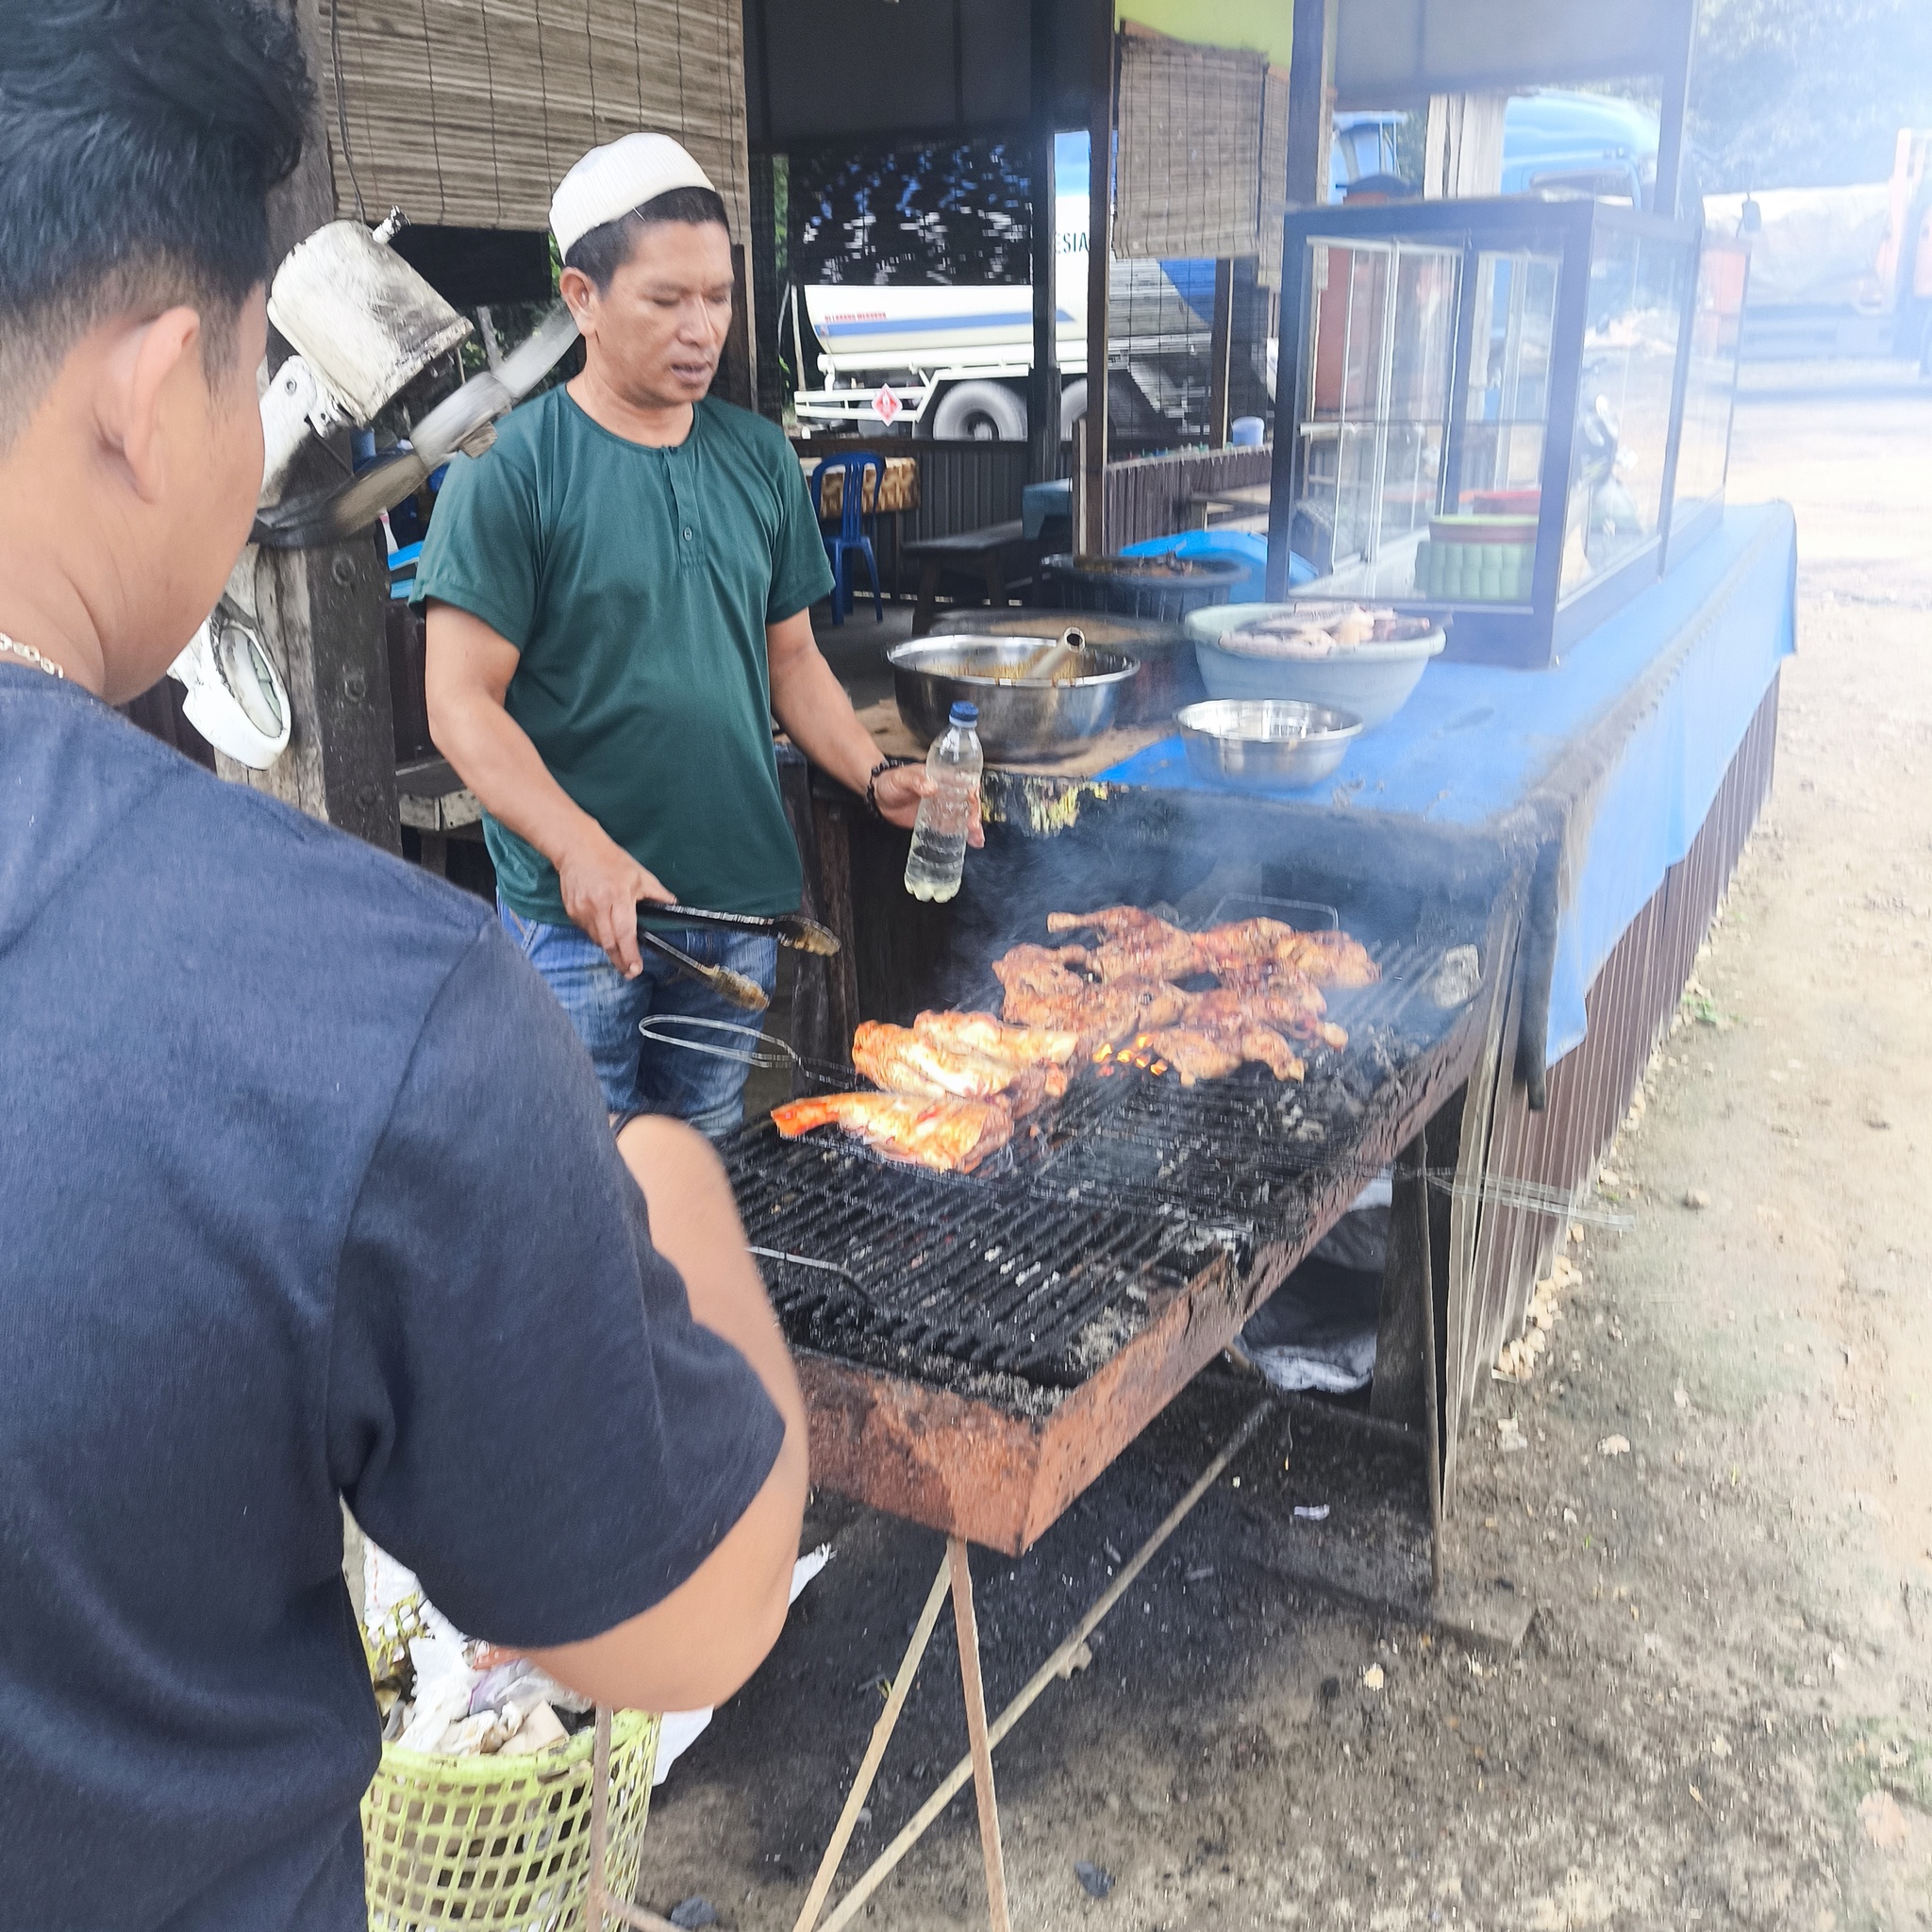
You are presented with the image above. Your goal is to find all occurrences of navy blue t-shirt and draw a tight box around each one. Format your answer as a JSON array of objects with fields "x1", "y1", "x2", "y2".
[{"x1": 0, "y1": 666, "x2": 785, "y2": 1929}]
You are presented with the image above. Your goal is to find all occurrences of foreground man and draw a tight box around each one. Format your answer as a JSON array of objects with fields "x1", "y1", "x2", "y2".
[
  {"x1": 421, "y1": 135, "x2": 959, "y2": 1133},
  {"x1": 0, "y1": 8, "x2": 805, "y2": 1926}
]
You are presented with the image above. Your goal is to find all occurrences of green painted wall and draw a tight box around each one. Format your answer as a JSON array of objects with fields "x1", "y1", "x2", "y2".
[{"x1": 1118, "y1": 0, "x2": 1295, "y2": 69}]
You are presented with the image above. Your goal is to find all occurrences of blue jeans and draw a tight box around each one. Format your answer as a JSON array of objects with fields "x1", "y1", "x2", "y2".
[{"x1": 498, "y1": 901, "x2": 778, "y2": 1136}]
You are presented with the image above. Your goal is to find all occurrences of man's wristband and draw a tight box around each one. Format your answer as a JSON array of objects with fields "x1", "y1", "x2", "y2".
[{"x1": 864, "y1": 757, "x2": 913, "y2": 820}]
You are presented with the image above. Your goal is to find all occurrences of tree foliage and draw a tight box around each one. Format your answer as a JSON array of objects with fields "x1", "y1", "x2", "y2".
[{"x1": 1692, "y1": 0, "x2": 1932, "y2": 191}]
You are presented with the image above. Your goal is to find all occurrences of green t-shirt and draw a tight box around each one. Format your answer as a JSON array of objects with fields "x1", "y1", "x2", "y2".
[{"x1": 413, "y1": 390, "x2": 835, "y2": 926}]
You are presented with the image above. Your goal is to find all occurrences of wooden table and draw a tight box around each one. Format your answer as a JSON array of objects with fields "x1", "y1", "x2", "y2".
[
  {"x1": 1185, "y1": 480, "x2": 1271, "y2": 531},
  {"x1": 900, "y1": 521, "x2": 1039, "y2": 635}
]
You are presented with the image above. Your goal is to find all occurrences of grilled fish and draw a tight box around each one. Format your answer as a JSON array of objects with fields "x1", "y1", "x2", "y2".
[
  {"x1": 852, "y1": 1021, "x2": 1048, "y2": 1115},
  {"x1": 770, "y1": 1091, "x2": 1013, "y2": 1174}
]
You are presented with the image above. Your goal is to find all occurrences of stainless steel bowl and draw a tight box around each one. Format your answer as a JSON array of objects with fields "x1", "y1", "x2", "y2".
[
  {"x1": 1174, "y1": 698, "x2": 1363, "y2": 791},
  {"x1": 889, "y1": 638, "x2": 1141, "y2": 758}
]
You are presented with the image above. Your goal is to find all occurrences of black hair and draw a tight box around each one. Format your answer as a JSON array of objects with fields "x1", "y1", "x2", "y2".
[
  {"x1": 563, "y1": 184, "x2": 731, "y2": 293},
  {"x1": 0, "y1": 0, "x2": 311, "y2": 447}
]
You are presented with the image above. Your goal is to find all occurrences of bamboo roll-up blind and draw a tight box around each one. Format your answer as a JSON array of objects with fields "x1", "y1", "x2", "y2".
[
  {"x1": 1112, "y1": 26, "x2": 1266, "y2": 264},
  {"x1": 1257, "y1": 65, "x2": 1290, "y2": 289},
  {"x1": 313, "y1": 0, "x2": 750, "y2": 237}
]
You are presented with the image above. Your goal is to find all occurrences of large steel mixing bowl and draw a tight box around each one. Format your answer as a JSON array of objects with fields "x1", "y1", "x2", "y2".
[{"x1": 889, "y1": 638, "x2": 1140, "y2": 759}]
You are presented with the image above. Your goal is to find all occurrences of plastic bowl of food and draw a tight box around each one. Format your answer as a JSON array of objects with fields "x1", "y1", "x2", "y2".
[
  {"x1": 1175, "y1": 699, "x2": 1363, "y2": 791},
  {"x1": 1185, "y1": 601, "x2": 1444, "y2": 729}
]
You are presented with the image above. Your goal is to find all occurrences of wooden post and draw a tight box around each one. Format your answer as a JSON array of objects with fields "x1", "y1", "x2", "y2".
[
  {"x1": 1267, "y1": 0, "x2": 1334, "y2": 598},
  {"x1": 1281, "y1": 0, "x2": 1333, "y2": 209},
  {"x1": 1026, "y1": 0, "x2": 1060, "y2": 486},
  {"x1": 243, "y1": 1, "x2": 401, "y2": 852},
  {"x1": 1654, "y1": 0, "x2": 1700, "y2": 219},
  {"x1": 1078, "y1": 2, "x2": 1114, "y2": 555},
  {"x1": 710, "y1": 242, "x2": 757, "y2": 411},
  {"x1": 1207, "y1": 258, "x2": 1236, "y2": 450},
  {"x1": 1423, "y1": 93, "x2": 1507, "y2": 200},
  {"x1": 948, "y1": 1538, "x2": 1014, "y2": 1932}
]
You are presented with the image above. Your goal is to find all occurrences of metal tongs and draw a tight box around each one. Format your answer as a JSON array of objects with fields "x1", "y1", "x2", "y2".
[
  {"x1": 633, "y1": 901, "x2": 842, "y2": 1016},
  {"x1": 651, "y1": 901, "x2": 841, "y2": 957}
]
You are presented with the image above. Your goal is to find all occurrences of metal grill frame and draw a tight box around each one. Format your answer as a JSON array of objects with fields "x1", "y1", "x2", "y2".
[{"x1": 729, "y1": 915, "x2": 1505, "y2": 1555}]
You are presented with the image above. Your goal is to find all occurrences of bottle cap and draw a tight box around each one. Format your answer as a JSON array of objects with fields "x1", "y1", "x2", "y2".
[{"x1": 948, "y1": 701, "x2": 979, "y2": 726}]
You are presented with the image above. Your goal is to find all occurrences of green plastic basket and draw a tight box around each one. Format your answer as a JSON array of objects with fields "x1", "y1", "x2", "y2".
[{"x1": 362, "y1": 1710, "x2": 659, "y2": 1931}]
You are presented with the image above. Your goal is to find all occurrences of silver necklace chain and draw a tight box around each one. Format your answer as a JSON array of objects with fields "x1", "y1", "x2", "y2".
[{"x1": 0, "y1": 631, "x2": 64, "y2": 679}]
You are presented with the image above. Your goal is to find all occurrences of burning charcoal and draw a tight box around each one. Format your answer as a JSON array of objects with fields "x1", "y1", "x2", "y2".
[{"x1": 1074, "y1": 1860, "x2": 1116, "y2": 1899}]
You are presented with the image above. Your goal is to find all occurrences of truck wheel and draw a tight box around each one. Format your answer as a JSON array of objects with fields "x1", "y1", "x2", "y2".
[
  {"x1": 931, "y1": 381, "x2": 1027, "y2": 441},
  {"x1": 1059, "y1": 379, "x2": 1087, "y2": 442}
]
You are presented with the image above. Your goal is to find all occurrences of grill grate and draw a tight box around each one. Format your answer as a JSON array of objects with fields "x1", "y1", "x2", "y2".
[
  {"x1": 720, "y1": 924, "x2": 1481, "y2": 1396},
  {"x1": 727, "y1": 1134, "x2": 1223, "y2": 1391}
]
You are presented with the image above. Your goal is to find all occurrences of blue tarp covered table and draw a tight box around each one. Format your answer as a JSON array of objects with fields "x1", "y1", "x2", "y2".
[{"x1": 1098, "y1": 504, "x2": 1798, "y2": 1069}]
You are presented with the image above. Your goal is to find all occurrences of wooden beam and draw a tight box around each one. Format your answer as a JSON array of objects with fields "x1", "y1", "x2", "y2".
[
  {"x1": 241, "y1": 1, "x2": 400, "y2": 852},
  {"x1": 1078, "y1": 6, "x2": 1114, "y2": 554},
  {"x1": 1207, "y1": 258, "x2": 1236, "y2": 449},
  {"x1": 1268, "y1": 0, "x2": 1334, "y2": 597},
  {"x1": 1282, "y1": 0, "x2": 1334, "y2": 209},
  {"x1": 1026, "y1": 0, "x2": 1060, "y2": 484},
  {"x1": 1654, "y1": 0, "x2": 1699, "y2": 219}
]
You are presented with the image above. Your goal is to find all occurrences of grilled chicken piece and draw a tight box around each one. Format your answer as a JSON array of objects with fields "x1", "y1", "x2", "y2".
[
  {"x1": 1045, "y1": 907, "x2": 1378, "y2": 989},
  {"x1": 992, "y1": 943, "x2": 1088, "y2": 1000},
  {"x1": 1044, "y1": 908, "x2": 1203, "y2": 984},
  {"x1": 915, "y1": 1010, "x2": 1078, "y2": 1066},
  {"x1": 1139, "y1": 1015, "x2": 1306, "y2": 1083},
  {"x1": 1189, "y1": 917, "x2": 1300, "y2": 971},
  {"x1": 852, "y1": 1022, "x2": 1048, "y2": 1115},
  {"x1": 770, "y1": 1091, "x2": 1013, "y2": 1174},
  {"x1": 1003, "y1": 974, "x2": 1190, "y2": 1054},
  {"x1": 913, "y1": 1011, "x2": 1077, "y2": 1097},
  {"x1": 1187, "y1": 973, "x2": 1341, "y2": 1049},
  {"x1": 1132, "y1": 1027, "x2": 1243, "y2": 1085},
  {"x1": 1045, "y1": 907, "x2": 1168, "y2": 939},
  {"x1": 1180, "y1": 991, "x2": 1319, "y2": 1066},
  {"x1": 1075, "y1": 929, "x2": 1204, "y2": 984},
  {"x1": 1194, "y1": 919, "x2": 1379, "y2": 987},
  {"x1": 1276, "y1": 929, "x2": 1379, "y2": 986},
  {"x1": 1234, "y1": 1024, "x2": 1307, "y2": 1080}
]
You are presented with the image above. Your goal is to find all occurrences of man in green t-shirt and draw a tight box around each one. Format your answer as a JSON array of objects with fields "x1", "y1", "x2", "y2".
[{"x1": 419, "y1": 134, "x2": 948, "y2": 1132}]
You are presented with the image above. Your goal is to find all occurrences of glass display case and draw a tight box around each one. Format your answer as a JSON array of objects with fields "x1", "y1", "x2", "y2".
[
  {"x1": 1267, "y1": 197, "x2": 1731, "y2": 667},
  {"x1": 1666, "y1": 232, "x2": 1751, "y2": 561}
]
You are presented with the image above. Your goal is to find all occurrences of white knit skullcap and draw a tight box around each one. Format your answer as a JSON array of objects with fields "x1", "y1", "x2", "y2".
[{"x1": 550, "y1": 133, "x2": 718, "y2": 258}]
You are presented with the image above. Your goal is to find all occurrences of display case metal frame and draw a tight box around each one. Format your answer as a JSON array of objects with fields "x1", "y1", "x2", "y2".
[{"x1": 1266, "y1": 195, "x2": 1718, "y2": 668}]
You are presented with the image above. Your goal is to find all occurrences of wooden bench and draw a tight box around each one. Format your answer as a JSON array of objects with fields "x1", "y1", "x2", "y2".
[{"x1": 902, "y1": 520, "x2": 1036, "y2": 636}]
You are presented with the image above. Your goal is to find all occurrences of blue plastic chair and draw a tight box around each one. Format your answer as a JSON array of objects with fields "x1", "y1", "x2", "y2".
[{"x1": 812, "y1": 452, "x2": 886, "y2": 625}]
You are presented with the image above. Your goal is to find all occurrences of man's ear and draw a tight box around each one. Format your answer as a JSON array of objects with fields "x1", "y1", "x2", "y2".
[
  {"x1": 558, "y1": 266, "x2": 599, "y2": 335},
  {"x1": 98, "y1": 307, "x2": 203, "y2": 503}
]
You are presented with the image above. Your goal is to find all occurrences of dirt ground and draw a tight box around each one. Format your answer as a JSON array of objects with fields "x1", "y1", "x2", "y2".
[{"x1": 640, "y1": 361, "x2": 1932, "y2": 1932}]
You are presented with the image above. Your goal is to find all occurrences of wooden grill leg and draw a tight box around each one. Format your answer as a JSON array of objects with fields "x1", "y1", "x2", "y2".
[
  {"x1": 792, "y1": 1555, "x2": 954, "y2": 1932},
  {"x1": 585, "y1": 1706, "x2": 682, "y2": 1932},
  {"x1": 814, "y1": 1403, "x2": 1272, "y2": 1932},
  {"x1": 948, "y1": 1537, "x2": 1013, "y2": 1932}
]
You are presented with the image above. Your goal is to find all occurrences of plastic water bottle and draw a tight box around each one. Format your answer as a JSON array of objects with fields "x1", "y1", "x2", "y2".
[{"x1": 903, "y1": 702, "x2": 982, "y2": 903}]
